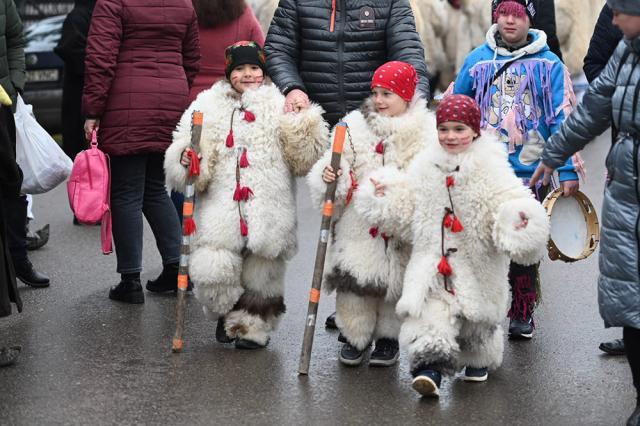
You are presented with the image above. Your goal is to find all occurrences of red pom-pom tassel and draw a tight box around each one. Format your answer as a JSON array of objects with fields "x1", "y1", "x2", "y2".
[
  {"x1": 451, "y1": 216, "x2": 464, "y2": 233},
  {"x1": 375, "y1": 141, "x2": 385, "y2": 154},
  {"x1": 226, "y1": 129, "x2": 234, "y2": 148},
  {"x1": 346, "y1": 170, "x2": 358, "y2": 206},
  {"x1": 183, "y1": 217, "x2": 196, "y2": 235},
  {"x1": 187, "y1": 149, "x2": 200, "y2": 177},
  {"x1": 443, "y1": 213, "x2": 454, "y2": 229},
  {"x1": 381, "y1": 233, "x2": 390, "y2": 243},
  {"x1": 437, "y1": 256, "x2": 453, "y2": 277},
  {"x1": 239, "y1": 149, "x2": 250, "y2": 168},
  {"x1": 369, "y1": 226, "x2": 379, "y2": 238},
  {"x1": 243, "y1": 110, "x2": 256, "y2": 122},
  {"x1": 233, "y1": 182, "x2": 242, "y2": 201},
  {"x1": 446, "y1": 175, "x2": 455, "y2": 187},
  {"x1": 240, "y1": 186, "x2": 254, "y2": 201},
  {"x1": 240, "y1": 217, "x2": 248, "y2": 237}
]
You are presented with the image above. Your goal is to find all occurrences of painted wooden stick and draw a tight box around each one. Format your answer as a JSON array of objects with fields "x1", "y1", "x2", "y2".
[
  {"x1": 172, "y1": 111, "x2": 203, "y2": 353},
  {"x1": 298, "y1": 122, "x2": 347, "y2": 374}
]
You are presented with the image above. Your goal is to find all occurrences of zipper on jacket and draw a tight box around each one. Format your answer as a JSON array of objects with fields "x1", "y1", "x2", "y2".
[
  {"x1": 330, "y1": 0, "x2": 337, "y2": 32},
  {"x1": 337, "y1": 0, "x2": 346, "y2": 117},
  {"x1": 633, "y1": 138, "x2": 640, "y2": 277}
]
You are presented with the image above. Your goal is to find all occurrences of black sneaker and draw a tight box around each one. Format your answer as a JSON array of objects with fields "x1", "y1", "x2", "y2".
[
  {"x1": 464, "y1": 366, "x2": 488, "y2": 382},
  {"x1": 509, "y1": 315, "x2": 534, "y2": 339},
  {"x1": 339, "y1": 342, "x2": 368, "y2": 366},
  {"x1": 109, "y1": 279, "x2": 144, "y2": 304},
  {"x1": 412, "y1": 369, "x2": 442, "y2": 397},
  {"x1": 369, "y1": 338, "x2": 399, "y2": 367},
  {"x1": 215, "y1": 317, "x2": 234, "y2": 343},
  {"x1": 599, "y1": 338, "x2": 625, "y2": 355},
  {"x1": 325, "y1": 312, "x2": 338, "y2": 329},
  {"x1": 235, "y1": 338, "x2": 267, "y2": 350}
]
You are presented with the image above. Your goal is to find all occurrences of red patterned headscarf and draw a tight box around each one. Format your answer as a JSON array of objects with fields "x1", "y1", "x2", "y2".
[
  {"x1": 436, "y1": 95, "x2": 482, "y2": 136},
  {"x1": 370, "y1": 61, "x2": 418, "y2": 102}
]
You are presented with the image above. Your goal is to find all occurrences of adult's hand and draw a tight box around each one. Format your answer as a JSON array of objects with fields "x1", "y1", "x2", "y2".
[
  {"x1": 285, "y1": 89, "x2": 310, "y2": 113},
  {"x1": 84, "y1": 119, "x2": 100, "y2": 142}
]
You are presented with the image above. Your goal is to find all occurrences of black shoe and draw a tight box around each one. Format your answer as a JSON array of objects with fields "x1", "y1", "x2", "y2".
[
  {"x1": 628, "y1": 405, "x2": 640, "y2": 426},
  {"x1": 412, "y1": 369, "x2": 442, "y2": 397},
  {"x1": 215, "y1": 317, "x2": 234, "y2": 343},
  {"x1": 145, "y1": 263, "x2": 191, "y2": 293},
  {"x1": 339, "y1": 342, "x2": 368, "y2": 366},
  {"x1": 0, "y1": 345, "x2": 21, "y2": 367},
  {"x1": 325, "y1": 312, "x2": 338, "y2": 329},
  {"x1": 464, "y1": 366, "x2": 489, "y2": 382},
  {"x1": 109, "y1": 279, "x2": 144, "y2": 304},
  {"x1": 509, "y1": 315, "x2": 534, "y2": 339},
  {"x1": 15, "y1": 261, "x2": 50, "y2": 288},
  {"x1": 26, "y1": 224, "x2": 49, "y2": 251},
  {"x1": 599, "y1": 338, "x2": 625, "y2": 355},
  {"x1": 338, "y1": 332, "x2": 347, "y2": 343},
  {"x1": 369, "y1": 338, "x2": 399, "y2": 367},
  {"x1": 235, "y1": 338, "x2": 267, "y2": 350}
]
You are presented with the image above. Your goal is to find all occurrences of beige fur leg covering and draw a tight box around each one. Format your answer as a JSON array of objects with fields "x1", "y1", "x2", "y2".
[
  {"x1": 457, "y1": 321, "x2": 504, "y2": 371},
  {"x1": 335, "y1": 291, "x2": 378, "y2": 350},
  {"x1": 224, "y1": 255, "x2": 287, "y2": 345},
  {"x1": 400, "y1": 298, "x2": 462, "y2": 376},
  {"x1": 373, "y1": 298, "x2": 401, "y2": 341},
  {"x1": 190, "y1": 247, "x2": 244, "y2": 319}
]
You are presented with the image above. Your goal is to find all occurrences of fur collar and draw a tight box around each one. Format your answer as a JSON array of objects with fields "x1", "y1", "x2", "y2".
[
  {"x1": 193, "y1": 78, "x2": 283, "y2": 115},
  {"x1": 485, "y1": 24, "x2": 548, "y2": 57}
]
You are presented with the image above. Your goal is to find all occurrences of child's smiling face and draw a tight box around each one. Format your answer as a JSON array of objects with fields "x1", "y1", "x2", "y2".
[
  {"x1": 371, "y1": 87, "x2": 409, "y2": 117},
  {"x1": 229, "y1": 64, "x2": 264, "y2": 94},
  {"x1": 437, "y1": 121, "x2": 478, "y2": 154}
]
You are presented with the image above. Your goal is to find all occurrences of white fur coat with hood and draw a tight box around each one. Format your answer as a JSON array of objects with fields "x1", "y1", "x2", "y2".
[
  {"x1": 307, "y1": 97, "x2": 436, "y2": 302},
  {"x1": 355, "y1": 133, "x2": 550, "y2": 324},
  {"x1": 165, "y1": 80, "x2": 328, "y2": 261}
]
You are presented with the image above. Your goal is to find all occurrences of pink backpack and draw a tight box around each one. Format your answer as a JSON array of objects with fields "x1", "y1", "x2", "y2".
[{"x1": 67, "y1": 130, "x2": 112, "y2": 254}]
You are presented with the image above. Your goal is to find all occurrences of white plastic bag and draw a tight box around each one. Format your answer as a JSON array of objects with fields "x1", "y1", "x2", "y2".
[{"x1": 14, "y1": 95, "x2": 72, "y2": 194}]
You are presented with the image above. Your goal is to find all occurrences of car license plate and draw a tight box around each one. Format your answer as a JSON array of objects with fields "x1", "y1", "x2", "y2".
[{"x1": 26, "y1": 69, "x2": 59, "y2": 83}]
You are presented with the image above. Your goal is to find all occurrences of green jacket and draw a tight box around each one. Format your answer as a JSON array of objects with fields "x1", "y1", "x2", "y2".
[{"x1": 0, "y1": 0, "x2": 24, "y2": 110}]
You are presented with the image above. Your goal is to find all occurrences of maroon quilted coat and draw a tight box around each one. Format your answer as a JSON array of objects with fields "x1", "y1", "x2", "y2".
[{"x1": 82, "y1": 0, "x2": 200, "y2": 156}]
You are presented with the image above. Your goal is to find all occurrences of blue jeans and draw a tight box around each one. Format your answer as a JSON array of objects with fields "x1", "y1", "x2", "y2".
[{"x1": 110, "y1": 153, "x2": 181, "y2": 274}]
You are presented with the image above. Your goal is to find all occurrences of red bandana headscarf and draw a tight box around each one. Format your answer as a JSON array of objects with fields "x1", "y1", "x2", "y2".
[
  {"x1": 436, "y1": 95, "x2": 482, "y2": 136},
  {"x1": 371, "y1": 61, "x2": 418, "y2": 102}
]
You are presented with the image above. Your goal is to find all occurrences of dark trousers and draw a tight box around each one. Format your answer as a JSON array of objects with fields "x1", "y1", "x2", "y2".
[
  {"x1": 110, "y1": 153, "x2": 181, "y2": 274},
  {"x1": 624, "y1": 326, "x2": 640, "y2": 403},
  {"x1": 60, "y1": 70, "x2": 86, "y2": 160},
  {"x1": 0, "y1": 106, "x2": 28, "y2": 267}
]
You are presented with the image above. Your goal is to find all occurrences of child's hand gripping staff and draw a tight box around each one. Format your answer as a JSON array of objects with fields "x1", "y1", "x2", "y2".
[
  {"x1": 298, "y1": 122, "x2": 347, "y2": 375},
  {"x1": 172, "y1": 111, "x2": 203, "y2": 353}
]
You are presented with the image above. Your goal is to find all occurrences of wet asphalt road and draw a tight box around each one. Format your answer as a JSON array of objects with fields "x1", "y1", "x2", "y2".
[{"x1": 0, "y1": 130, "x2": 635, "y2": 425}]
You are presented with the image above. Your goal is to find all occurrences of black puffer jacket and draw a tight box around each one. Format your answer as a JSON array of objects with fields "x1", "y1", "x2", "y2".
[
  {"x1": 264, "y1": 0, "x2": 429, "y2": 127},
  {"x1": 582, "y1": 5, "x2": 623, "y2": 83}
]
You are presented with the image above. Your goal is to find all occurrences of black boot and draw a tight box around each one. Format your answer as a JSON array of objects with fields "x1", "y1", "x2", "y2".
[
  {"x1": 26, "y1": 223, "x2": 49, "y2": 251},
  {"x1": 599, "y1": 338, "x2": 626, "y2": 355},
  {"x1": 145, "y1": 263, "x2": 191, "y2": 293},
  {"x1": 215, "y1": 317, "x2": 234, "y2": 343},
  {"x1": 109, "y1": 279, "x2": 144, "y2": 304},
  {"x1": 15, "y1": 260, "x2": 50, "y2": 288},
  {"x1": 325, "y1": 312, "x2": 338, "y2": 329},
  {"x1": 508, "y1": 263, "x2": 537, "y2": 339}
]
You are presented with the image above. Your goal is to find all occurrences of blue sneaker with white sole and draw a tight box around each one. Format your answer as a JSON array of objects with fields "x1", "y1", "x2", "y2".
[
  {"x1": 411, "y1": 369, "x2": 442, "y2": 397},
  {"x1": 464, "y1": 366, "x2": 488, "y2": 382}
]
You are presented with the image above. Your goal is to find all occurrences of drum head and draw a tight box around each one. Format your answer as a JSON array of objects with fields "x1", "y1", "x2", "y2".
[{"x1": 549, "y1": 195, "x2": 588, "y2": 259}]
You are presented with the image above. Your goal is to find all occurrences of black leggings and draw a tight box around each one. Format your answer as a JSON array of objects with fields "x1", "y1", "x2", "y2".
[{"x1": 624, "y1": 326, "x2": 640, "y2": 403}]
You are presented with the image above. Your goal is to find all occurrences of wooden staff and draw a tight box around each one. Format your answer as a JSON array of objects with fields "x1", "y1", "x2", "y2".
[
  {"x1": 172, "y1": 111, "x2": 204, "y2": 353},
  {"x1": 298, "y1": 122, "x2": 347, "y2": 375}
]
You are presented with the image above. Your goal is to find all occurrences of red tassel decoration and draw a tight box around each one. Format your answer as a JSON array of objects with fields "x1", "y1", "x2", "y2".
[
  {"x1": 226, "y1": 129, "x2": 235, "y2": 148},
  {"x1": 233, "y1": 182, "x2": 242, "y2": 201},
  {"x1": 240, "y1": 186, "x2": 254, "y2": 201},
  {"x1": 437, "y1": 256, "x2": 453, "y2": 276},
  {"x1": 183, "y1": 217, "x2": 196, "y2": 235},
  {"x1": 346, "y1": 170, "x2": 358, "y2": 206},
  {"x1": 239, "y1": 149, "x2": 250, "y2": 168},
  {"x1": 369, "y1": 226, "x2": 379, "y2": 238},
  {"x1": 451, "y1": 216, "x2": 464, "y2": 233},
  {"x1": 381, "y1": 233, "x2": 390, "y2": 243},
  {"x1": 375, "y1": 141, "x2": 385, "y2": 154},
  {"x1": 187, "y1": 149, "x2": 200, "y2": 177},
  {"x1": 446, "y1": 175, "x2": 455, "y2": 187},
  {"x1": 443, "y1": 213, "x2": 454, "y2": 228},
  {"x1": 240, "y1": 217, "x2": 248, "y2": 237},
  {"x1": 243, "y1": 110, "x2": 256, "y2": 122}
]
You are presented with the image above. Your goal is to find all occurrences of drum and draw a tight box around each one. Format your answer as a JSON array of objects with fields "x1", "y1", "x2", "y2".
[{"x1": 542, "y1": 189, "x2": 600, "y2": 262}]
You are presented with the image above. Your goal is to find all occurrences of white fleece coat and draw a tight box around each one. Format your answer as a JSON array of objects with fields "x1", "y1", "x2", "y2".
[
  {"x1": 165, "y1": 80, "x2": 327, "y2": 317},
  {"x1": 355, "y1": 133, "x2": 549, "y2": 371},
  {"x1": 307, "y1": 97, "x2": 436, "y2": 302}
]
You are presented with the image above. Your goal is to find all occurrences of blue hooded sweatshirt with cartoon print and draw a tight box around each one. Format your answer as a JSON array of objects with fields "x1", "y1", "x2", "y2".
[{"x1": 454, "y1": 25, "x2": 579, "y2": 182}]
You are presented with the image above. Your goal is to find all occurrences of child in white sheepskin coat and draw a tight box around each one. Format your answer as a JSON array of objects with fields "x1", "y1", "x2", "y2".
[
  {"x1": 355, "y1": 95, "x2": 549, "y2": 395},
  {"x1": 164, "y1": 42, "x2": 327, "y2": 349},
  {"x1": 307, "y1": 62, "x2": 435, "y2": 366}
]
